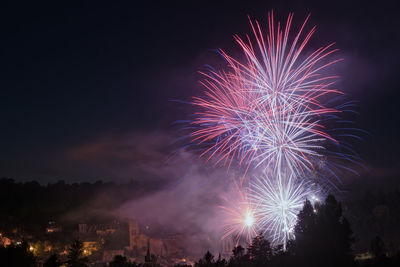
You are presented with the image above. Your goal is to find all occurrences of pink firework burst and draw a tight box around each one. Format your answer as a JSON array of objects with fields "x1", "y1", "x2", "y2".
[{"x1": 191, "y1": 12, "x2": 343, "y2": 174}]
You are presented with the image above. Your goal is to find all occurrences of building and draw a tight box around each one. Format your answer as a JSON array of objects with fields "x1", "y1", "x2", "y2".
[
  {"x1": 78, "y1": 221, "x2": 119, "y2": 236},
  {"x1": 46, "y1": 221, "x2": 62, "y2": 233},
  {"x1": 143, "y1": 239, "x2": 155, "y2": 267},
  {"x1": 128, "y1": 219, "x2": 183, "y2": 260},
  {"x1": 129, "y1": 219, "x2": 149, "y2": 254},
  {"x1": 82, "y1": 241, "x2": 100, "y2": 256},
  {"x1": 355, "y1": 252, "x2": 373, "y2": 261},
  {"x1": 0, "y1": 234, "x2": 11, "y2": 247},
  {"x1": 78, "y1": 223, "x2": 88, "y2": 233}
]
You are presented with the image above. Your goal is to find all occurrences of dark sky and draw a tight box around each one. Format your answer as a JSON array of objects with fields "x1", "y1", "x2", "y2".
[{"x1": 0, "y1": 0, "x2": 399, "y2": 184}]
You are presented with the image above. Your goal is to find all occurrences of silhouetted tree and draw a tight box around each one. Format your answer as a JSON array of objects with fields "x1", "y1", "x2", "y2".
[
  {"x1": 370, "y1": 236, "x2": 386, "y2": 259},
  {"x1": 248, "y1": 235, "x2": 272, "y2": 266},
  {"x1": 216, "y1": 253, "x2": 227, "y2": 266},
  {"x1": 319, "y1": 195, "x2": 354, "y2": 266},
  {"x1": 0, "y1": 241, "x2": 37, "y2": 267},
  {"x1": 196, "y1": 251, "x2": 215, "y2": 267},
  {"x1": 109, "y1": 255, "x2": 137, "y2": 267},
  {"x1": 295, "y1": 199, "x2": 317, "y2": 235},
  {"x1": 232, "y1": 246, "x2": 244, "y2": 258},
  {"x1": 228, "y1": 245, "x2": 250, "y2": 267},
  {"x1": 44, "y1": 254, "x2": 62, "y2": 267},
  {"x1": 293, "y1": 195, "x2": 354, "y2": 267},
  {"x1": 270, "y1": 243, "x2": 293, "y2": 267},
  {"x1": 66, "y1": 239, "x2": 89, "y2": 267}
]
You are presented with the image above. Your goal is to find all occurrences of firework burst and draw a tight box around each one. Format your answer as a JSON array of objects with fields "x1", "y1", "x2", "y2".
[
  {"x1": 191, "y1": 12, "x2": 344, "y2": 174},
  {"x1": 188, "y1": 11, "x2": 360, "y2": 248},
  {"x1": 249, "y1": 171, "x2": 322, "y2": 246},
  {"x1": 220, "y1": 181, "x2": 258, "y2": 244}
]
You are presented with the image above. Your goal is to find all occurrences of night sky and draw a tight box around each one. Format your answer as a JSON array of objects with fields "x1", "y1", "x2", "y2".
[{"x1": 0, "y1": 0, "x2": 399, "y2": 185}]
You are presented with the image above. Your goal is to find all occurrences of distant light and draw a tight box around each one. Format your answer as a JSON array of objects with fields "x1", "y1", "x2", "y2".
[
  {"x1": 29, "y1": 246, "x2": 34, "y2": 251},
  {"x1": 311, "y1": 195, "x2": 320, "y2": 202}
]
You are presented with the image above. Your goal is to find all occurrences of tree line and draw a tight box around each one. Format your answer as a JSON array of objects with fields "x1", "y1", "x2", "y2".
[
  {"x1": 0, "y1": 178, "x2": 159, "y2": 236},
  {"x1": 2, "y1": 195, "x2": 400, "y2": 266},
  {"x1": 193, "y1": 195, "x2": 400, "y2": 267}
]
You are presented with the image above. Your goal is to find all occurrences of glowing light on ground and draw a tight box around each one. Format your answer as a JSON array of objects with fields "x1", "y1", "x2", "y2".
[{"x1": 220, "y1": 182, "x2": 258, "y2": 244}]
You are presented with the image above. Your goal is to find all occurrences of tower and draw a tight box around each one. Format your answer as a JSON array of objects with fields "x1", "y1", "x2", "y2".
[
  {"x1": 144, "y1": 238, "x2": 155, "y2": 267},
  {"x1": 129, "y1": 219, "x2": 140, "y2": 250}
]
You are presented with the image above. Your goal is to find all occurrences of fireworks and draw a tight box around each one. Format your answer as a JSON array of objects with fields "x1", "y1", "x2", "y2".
[
  {"x1": 248, "y1": 172, "x2": 321, "y2": 246},
  {"x1": 189, "y1": 11, "x2": 359, "y2": 247},
  {"x1": 220, "y1": 182, "x2": 258, "y2": 244},
  {"x1": 191, "y1": 12, "x2": 343, "y2": 173}
]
